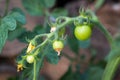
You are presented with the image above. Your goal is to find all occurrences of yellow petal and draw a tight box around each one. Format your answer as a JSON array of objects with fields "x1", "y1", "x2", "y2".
[{"x1": 27, "y1": 43, "x2": 35, "y2": 53}]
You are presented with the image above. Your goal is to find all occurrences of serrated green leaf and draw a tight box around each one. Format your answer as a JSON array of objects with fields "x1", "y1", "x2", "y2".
[
  {"x1": 2, "y1": 16, "x2": 16, "y2": 31},
  {"x1": 0, "y1": 14, "x2": 19, "y2": 53},
  {"x1": 22, "y1": 0, "x2": 44, "y2": 16},
  {"x1": 46, "y1": 52, "x2": 59, "y2": 64},
  {"x1": 51, "y1": 8, "x2": 68, "y2": 18},
  {"x1": 10, "y1": 8, "x2": 26, "y2": 24},
  {"x1": 0, "y1": 24, "x2": 8, "y2": 53},
  {"x1": 45, "y1": 44, "x2": 59, "y2": 64}
]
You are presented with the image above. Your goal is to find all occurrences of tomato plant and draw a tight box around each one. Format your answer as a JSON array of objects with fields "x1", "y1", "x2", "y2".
[{"x1": 0, "y1": 0, "x2": 120, "y2": 80}]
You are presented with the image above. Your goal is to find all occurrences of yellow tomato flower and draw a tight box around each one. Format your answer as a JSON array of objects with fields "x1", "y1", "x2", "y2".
[
  {"x1": 17, "y1": 64, "x2": 23, "y2": 72},
  {"x1": 27, "y1": 42, "x2": 35, "y2": 53}
]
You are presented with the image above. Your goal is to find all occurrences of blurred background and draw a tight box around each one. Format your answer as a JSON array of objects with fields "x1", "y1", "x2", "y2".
[{"x1": 0, "y1": 0, "x2": 120, "y2": 80}]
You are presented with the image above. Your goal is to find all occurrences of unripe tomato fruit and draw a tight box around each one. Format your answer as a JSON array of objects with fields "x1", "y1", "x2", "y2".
[
  {"x1": 26, "y1": 55, "x2": 35, "y2": 64},
  {"x1": 53, "y1": 40, "x2": 64, "y2": 55},
  {"x1": 74, "y1": 25, "x2": 92, "y2": 41}
]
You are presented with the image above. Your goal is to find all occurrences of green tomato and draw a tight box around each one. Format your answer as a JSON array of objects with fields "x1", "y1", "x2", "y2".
[
  {"x1": 53, "y1": 40, "x2": 64, "y2": 51},
  {"x1": 74, "y1": 25, "x2": 92, "y2": 41},
  {"x1": 26, "y1": 55, "x2": 35, "y2": 64}
]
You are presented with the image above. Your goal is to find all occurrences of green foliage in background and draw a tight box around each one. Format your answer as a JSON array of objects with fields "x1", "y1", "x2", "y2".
[{"x1": 0, "y1": 7, "x2": 26, "y2": 53}]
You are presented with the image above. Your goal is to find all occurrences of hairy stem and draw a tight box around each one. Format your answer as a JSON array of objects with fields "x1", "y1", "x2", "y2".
[
  {"x1": 33, "y1": 60, "x2": 37, "y2": 80},
  {"x1": 32, "y1": 17, "x2": 75, "y2": 56},
  {"x1": 102, "y1": 57, "x2": 120, "y2": 80}
]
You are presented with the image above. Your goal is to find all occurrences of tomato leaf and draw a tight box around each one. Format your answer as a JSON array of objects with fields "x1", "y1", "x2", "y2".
[
  {"x1": 0, "y1": 16, "x2": 16, "y2": 53},
  {"x1": 0, "y1": 8, "x2": 26, "y2": 53},
  {"x1": 51, "y1": 8, "x2": 68, "y2": 18},
  {"x1": 22, "y1": 0, "x2": 44, "y2": 16},
  {"x1": 0, "y1": 24, "x2": 8, "y2": 53},
  {"x1": 2, "y1": 16, "x2": 16, "y2": 31},
  {"x1": 40, "y1": 0, "x2": 56, "y2": 8},
  {"x1": 10, "y1": 8, "x2": 26, "y2": 24},
  {"x1": 45, "y1": 44, "x2": 59, "y2": 64}
]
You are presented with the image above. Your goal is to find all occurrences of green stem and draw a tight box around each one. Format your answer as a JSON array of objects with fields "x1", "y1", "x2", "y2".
[
  {"x1": 33, "y1": 34, "x2": 48, "y2": 40},
  {"x1": 102, "y1": 57, "x2": 120, "y2": 80},
  {"x1": 34, "y1": 48, "x2": 49, "y2": 79},
  {"x1": 29, "y1": 15, "x2": 114, "y2": 80},
  {"x1": 4, "y1": 0, "x2": 10, "y2": 16},
  {"x1": 32, "y1": 16, "x2": 114, "y2": 55},
  {"x1": 32, "y1": 17, "x2": 75, "y2": 56},
  {"x1": 33, "y1": 60, "x2": 37, "y2": 80}
]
